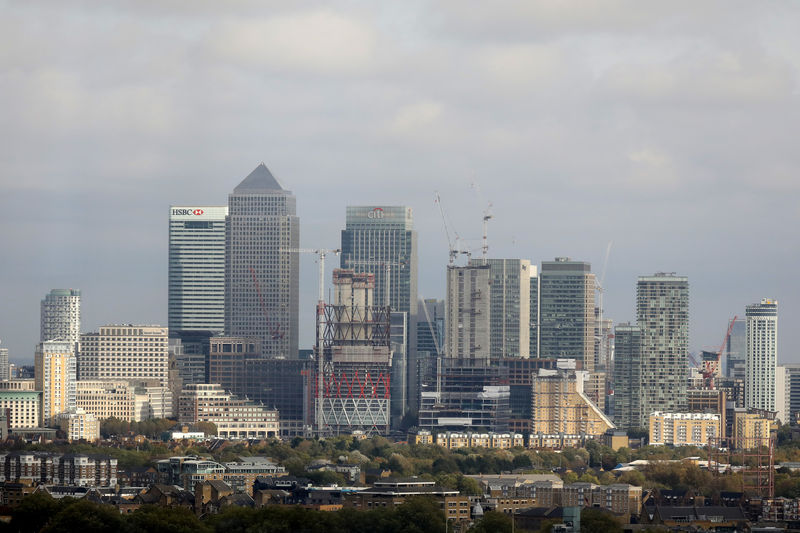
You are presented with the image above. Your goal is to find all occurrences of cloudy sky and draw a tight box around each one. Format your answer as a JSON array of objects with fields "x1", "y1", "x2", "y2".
[{"x1": 1, "y1": 1, "x2": 798, "y2": 364}]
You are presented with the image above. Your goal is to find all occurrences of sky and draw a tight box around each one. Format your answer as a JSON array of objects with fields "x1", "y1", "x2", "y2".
[{"x1": 1, "y1": 1, "x2": 798, "y2": 364}]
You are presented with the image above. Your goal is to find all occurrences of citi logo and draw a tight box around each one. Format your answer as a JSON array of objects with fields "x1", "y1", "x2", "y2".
[{"x1": 367, "y1": 208, "x2": 384, "y2": 219}]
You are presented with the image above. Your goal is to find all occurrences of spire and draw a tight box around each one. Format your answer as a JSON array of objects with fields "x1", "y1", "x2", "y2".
[{"x1": 234, "y1": 162, "x2": 285, "y2": 192}]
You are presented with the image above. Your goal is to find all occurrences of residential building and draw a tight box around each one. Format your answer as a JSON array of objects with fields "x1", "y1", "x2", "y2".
[
  {"x1": 0, "y1": 345, "x2": 8, "y2": 381},
  {"x1": 445, "y1": 264, "x2": 491, "y2": 360},
  {"x1": 613, "y1": 323, "x2": 642, "y2": 430},
  {"x1": 0, "y1": 452, "x2": 117, "y2": 487},
  {"x1": 538, "y1": 258, "x2": 595, "y2": 371},
  {"x1": 648, "y1": 412, "x2": 720, "y2": 447},
  {"x1": 494, "y1": 357, "x2": 562, "y2": 434},
  {"x1": 530, "y1": 361, "x2": 615, "y2": 439},
  {"x1": 225, "y1": 163, "x2": 299, "y2": 358},
  {"x1": 178, "y1": 383, "x2": 279, "y2": 439},
  {"x1": 435, "y1": 431, "x2": 524, "y2": 449},
  {"x1": 78, "y1": 325, "x2": 169, "y2": 387},
  {"x1": 56, "y1": 408, "x2": 100, "y2": 442},
  {"x1": 468, "y1": 258, "x2": 532, "y2": 358},
  {"x1": 777, "y1": 365, "x2": 790, "y2": 424},
  {"x1": 725, "y1": 318, "x2": 746, "y2": 379},
  {"x1": 344, "y1": 477, "x2": 470, "y2": 522},
  {"x1": 157, "y1": 455, "x2": 285, "y2": 496},
  {"x1": 34, "y1": 340, "x2": 76, "y2": 425},
  {"x1": 637, "y1": 273, "x2": 689, "y2": 426},
  {"x1": 40, "y1": 289, "x2": 81, "y2": 347},
  {"x1": 529, "y1": 270, "x2": 539, "y2": 358},
  {"x1": 782, "y1": 364, "x2": 800, "y2": 423},
  {"x1": 168, "y1": 205, "x2": 227, "y2": 334},
  {"x1": 745, "y1": 298, "x2": 778, "y2": 412},
  {"x1": 0, "y1": 389, "x2": 41, "y2": 428},
  {"x1": 732, "y1": 408, "x2": 773, "y2": 449},
  {"x1": 76, "y1": 380, "x2": 137, "y2": 422}
]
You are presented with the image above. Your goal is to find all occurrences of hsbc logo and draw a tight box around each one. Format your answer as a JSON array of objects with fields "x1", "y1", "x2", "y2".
[
  {"x1": 367, "y1": 207, "x2": 385, "y2": 219},
  {"x1": 172, "y1": 208, "x2": 205, "y2": 216}
]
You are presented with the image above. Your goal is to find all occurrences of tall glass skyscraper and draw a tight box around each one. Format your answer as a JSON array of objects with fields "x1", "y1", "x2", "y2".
[
  {"x1": 613, "y1": 322, "x2": 642, "y2": 430},
  {"x1": 340, "y1": 206, "x2": 418, "y2": 406},
  {"x1": 745, "y1": 298, "x2": 778, "y2": 412},
  {"x1": 725, "y1": 317, "x2": 746, "y2": 379},
  {"x1": 637, "y1": 273, "x2": 689, "y2": 426},
  {"x1": 168, "y1": 205, "x2": 227, "y2": 333},
  {"x1": 225, "y1": 163, "x2": 299, "y2": 358},
  {"x1": 40, "y1": 289, "x2": 81, "y2": 346}
]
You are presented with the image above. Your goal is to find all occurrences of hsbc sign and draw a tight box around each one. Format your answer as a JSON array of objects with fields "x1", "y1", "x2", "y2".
[{"x1": 172, "y1": 208, "x2": 205, "y2": 216}]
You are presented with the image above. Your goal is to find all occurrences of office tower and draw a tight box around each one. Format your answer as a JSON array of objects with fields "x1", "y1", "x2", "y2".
[
  {"x1": 389, "y1": 311, "x2": 408, "y2": 427},
  {"x1": 0, "y1": 344, "x2": 8, "y2": 381},
  {"x1": 783, "y1": 365, "x2": 800, "y2": 424},
  {"x1": 340, "y1": 206, "x2": 418, "y2": 407},
  {"x1": 529, "y1": 271, "x2": 539, "y2": 358},
  {"x1": 613, "y1": 323, "x2": 642, "y2": 430},
  {"x1": 243, "y1": 358, "x2": 307, "y2": 438},
  {"x1": 78, "y1": 325, "x2": 169, "y2": 386},
  {"x1": 40, "y1": 289, "x2": 81, "y2": 346},
  {"x1": 725, "y1": 318, "x2": 746, "y2": 379},
  {"x1": 539, "y1": 258, "x2": 596, "y2": 371},
  {"x1": 445, "y1": 264, "x2": 491, "y2": 360},
  {"x1": 225, "y1": 163, "x2": 299, "y2": 358},
  {"x1": 311, "y1": 269, "x2": 392, "y2": 435},
  {"x1": 35, "y1": 340, "x2": 76, "y2": 425},
  {"x1": 469, "y1": 258, "x2": 532, "y2": 358},
  {"x1": 776, "y1": 365, "x2": 789, "y2": 424},
  {"x1": 207, "y1": 336, "x2": 261, "y2": 395},
  {"x1": 637, "y1": 273, "x2": 689, "y2": 426},
  {"x1": 168, "y1": 205, "x2": 227, "y2": 333},
  {"x1": 745, "y1": 298, "x2": 778, "y2": 412}
]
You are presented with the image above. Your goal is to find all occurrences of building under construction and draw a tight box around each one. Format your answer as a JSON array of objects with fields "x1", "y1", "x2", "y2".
[{"x1": 309, "y1": 269, "x2": 392, "y2": 435}]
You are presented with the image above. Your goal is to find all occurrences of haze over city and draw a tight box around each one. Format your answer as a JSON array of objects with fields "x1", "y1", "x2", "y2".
[{"x1": 1, "y1": 1, "x2": 798, "y2": 362}]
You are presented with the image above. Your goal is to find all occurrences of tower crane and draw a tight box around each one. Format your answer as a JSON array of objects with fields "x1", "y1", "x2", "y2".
[
  {"x1": 434, "y1": 192, "x2": 471, "y2": 265},
  {"x1": 342, "y1": 258, "x2": 406, "y2": 308},
  {"x1": 702, "y1": 316, "x2": 738, "y2": 389},
  {"x1": 282, "y1": 247, "x2": 341, "y2": 436}
]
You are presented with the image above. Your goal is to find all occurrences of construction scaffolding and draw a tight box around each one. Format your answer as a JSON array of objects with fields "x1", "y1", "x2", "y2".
[{"x1": 707, "y1": 435, "x2": 775, "y2": 499}]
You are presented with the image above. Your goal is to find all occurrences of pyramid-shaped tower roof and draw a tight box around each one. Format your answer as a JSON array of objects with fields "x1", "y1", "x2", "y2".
[{"x1": 234, "y1": 162, "x2": 286, "y2": 192}]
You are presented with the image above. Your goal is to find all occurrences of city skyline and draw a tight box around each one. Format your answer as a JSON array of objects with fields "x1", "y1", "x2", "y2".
[{"x1": 2, "y1": 2, "x2": 799, "y2": 362}]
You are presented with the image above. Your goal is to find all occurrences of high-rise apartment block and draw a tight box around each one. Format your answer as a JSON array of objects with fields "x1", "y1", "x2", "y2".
[
  {"x1": 446, "y1": 264, "x2": 491, "y2": 360},
  {"x1": 40, "y1": 289, "x2": 81, "y2": 346},
  {"x1": 745, "y1": 298, "x2": 778, "y2": 412},
  {"x1": 168, "y1": 206, "x2": 227, "y2": 334},
  {"x1": 539, "y1": 258, "x2": 595, "y2": 370},
  {"x1": 78, "y1": 325, "x2": 169, "y2": 386},
  {"x1": 469, "y1": 258, "x2": 532, "y2": 358},
  {"x1": 0, "y1": 345, "x2": 8, "y2": 381},
  {"x1": 637, "y1": 273, "x2": 689, "y2": 426},
  {"x1": 613, "y1": 323, "x2": 642, "y2": 430},
  {"x1": 225, "y1": 163, "x2": 299, "y2": 358},
  {"x1": 725, "y1": 318, "x2": 746, "y2": 379},
  {"x1": 35, "y1": 340, "x2": 76, "y2": 425}
]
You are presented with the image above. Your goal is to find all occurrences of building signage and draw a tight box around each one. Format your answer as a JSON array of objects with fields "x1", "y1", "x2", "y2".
[
  {"x1": 171, "y1": 208, "x2": 205, "y2": 216},
  {"x1": 367, "y1": 207, "x2": 385, "y2": 219}
]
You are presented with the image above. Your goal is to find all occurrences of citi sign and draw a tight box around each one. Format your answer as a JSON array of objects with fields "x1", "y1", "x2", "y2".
[
  {"x1": 172, "y1": 209, "x2": 205, "y2": 216},
  {"x1": 367, "y1": 207, "x2": 385, "y2": 219}
]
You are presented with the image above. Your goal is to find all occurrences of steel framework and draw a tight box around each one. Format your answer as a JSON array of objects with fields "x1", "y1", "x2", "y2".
[{"x1": 707, "y1": 436, "x2": 775, "y2": 498}]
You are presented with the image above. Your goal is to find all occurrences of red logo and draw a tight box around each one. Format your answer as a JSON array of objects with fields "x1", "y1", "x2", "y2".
[{"x1": 193, "y1": 209, "x2": 204, "y2": 215}]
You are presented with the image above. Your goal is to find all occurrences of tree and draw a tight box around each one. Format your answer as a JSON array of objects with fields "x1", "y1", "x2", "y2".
[
  {"x1": 7, "y1": 492, "x2": 60, "y2": 533},
  {"x1": 580, "y1": 508, "x2": 623, "y2": 533},
  {"x1": 41, "y1": 499, "x2": 124, "y2": 533},
  {"x1": 125, "y1": 505, "x2": 209, "y2": 533},
  {"x1": 395, "y1": 496, "x2": 446, "y2": 533},
  {"x1": 195, "y1": 421, "x2": 217, "y2": 436},
  {"x1": 470, "y1": 510, "x2": 512, "y2": 533}
]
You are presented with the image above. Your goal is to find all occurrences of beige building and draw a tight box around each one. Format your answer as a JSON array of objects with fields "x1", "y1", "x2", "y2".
[
  {"x1": 35, "y1": 340, "x2": 76, "y2": 425},
  {"x1": 78, "y1": 325, "x2": 169, "y2": 386},
  {"x1": 530, "y1": 363, "x2": 614, "y2": 437},
  {"x1": 446, "y1": 264, "x2": 491, "y2": 360},
  {"x1": 732, "y1": 408, "x2": 774, "y2": 449},
  {"x1": 57, "y1": 408, "x2": 100, "y2": 442},
  {"x1": 0, "y1": 390, "x2": 41, "y2": 428},
  {"x1": 649, "y1": 412, "x2": 720, "y2": 447},
  {"x1": 76, "y1": 381, "x2": 136, "y2": 421},
  {"x1": 408, "y1": 428, "x2": 433, "y2": 444},
  {"x1": 435, "y1": 431, "x2": 524, "y2": 449},
  {"x1": 178, "y1": 384, "x2": 279, "y2": 439}
]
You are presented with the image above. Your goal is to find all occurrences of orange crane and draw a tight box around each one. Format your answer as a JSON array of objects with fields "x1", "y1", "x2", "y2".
[{"x1": 702, "y1": 316, "x2": 738, "y2": 389}]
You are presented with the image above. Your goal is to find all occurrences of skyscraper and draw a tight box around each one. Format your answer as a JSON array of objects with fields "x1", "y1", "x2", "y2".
[
  {"x1": 445, "y1": 264, "x2": 491, "y2": 360},
  {"x1": 41, "y1": 289, "x2": 81, "y2": 346},
  {"x1": 35, "y1": 340, "x2": 76, "y2": 425},
  {"x1": 225, "y1": 163, "x2": 299, "y2": 358},
  {"x1": 539, "y1": 258, "x2": 595, "y2": 370},
  {"x1": 613, "y1": 323, "x2": 642, "y2": 430},
  {"x1": 0, "y1": 343, "x2": 8, "y2": 381},
  {"x1": 168, "y1": 205, "x2": 227, "y2": 333},
  {"x1": 725, "y1": 318, "x2": 746, "y2": 379},
  {"x1": 637, "y1": 273, "x2": 689, "y2": 426},
  {"x1": 469, "y1": 258, "x2": 532, "y2": 358},
  {"x1": 340, "y1": 206, "x2": 418, "y2": 404},
  {"x1": 745, "y1": 298, "x2": 778, "y2": 412}
]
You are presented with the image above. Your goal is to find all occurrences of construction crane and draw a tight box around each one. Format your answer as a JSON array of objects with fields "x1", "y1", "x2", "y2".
[
  {"x1": 282, "y1": 247, "x2": 341, "y2": 436},
  {"x1": 594, "y1": 242, "x2": 613, "y2": 368},
  {"x1": 702, "y1": 316, "x2": 738, "y2": 389},
  {"x1": 434, "y1": 192, "x2": 471, "y2": 265},
  {"x1": 470, "y1": 180, "x2": 493, "y2": 259}
]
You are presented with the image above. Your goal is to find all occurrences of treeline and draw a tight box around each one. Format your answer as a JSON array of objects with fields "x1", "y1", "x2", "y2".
[{"x1": 100, "y1": 418, "x2": 177, "y2": 439}]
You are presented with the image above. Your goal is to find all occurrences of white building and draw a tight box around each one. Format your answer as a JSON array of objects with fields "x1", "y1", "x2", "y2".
[
  {"x1": 0, "y1": 389, "x2": 41, "y2": 428},
  {"x1": 178, "y1": 383, "x2": 279, "y2": 439},
  {"x1": 78, "y1": 325, "x2": 169, "y2": 386},
  {"x1": 57, "y1": 408, "x2": 100, "y2": 442},
  {"x1": 40, "y1": 289, "x2": 81, "y2": 346},
  {"x1": 745, "y1": 299, "x2": 778, "y2": 412},
  {"x1": 446, "y1": 264, "x2": 491, "y2": 360}
]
